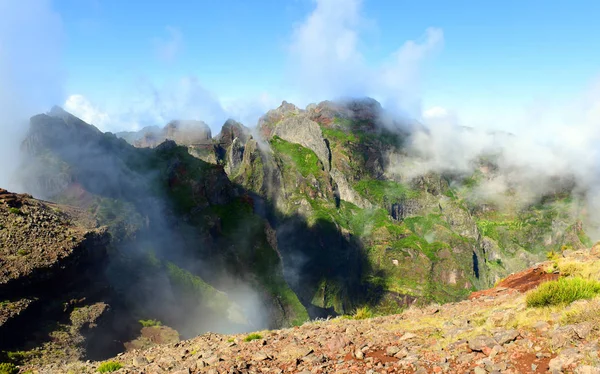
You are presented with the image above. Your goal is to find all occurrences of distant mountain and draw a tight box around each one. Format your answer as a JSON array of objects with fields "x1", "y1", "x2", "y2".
[
  {"x1": 115, "y1": 125, "x2": 161, "y2": 143},
  {"x1": 116, "y1": 120, "x2": 212, "y2": 148}
]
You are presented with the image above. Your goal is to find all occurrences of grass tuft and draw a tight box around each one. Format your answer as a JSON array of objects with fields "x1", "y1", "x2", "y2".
[
  {"x1": 352, "y1": 306, "x2": 373, "y2": 320},
  {"x1": 139, "y1": 319, "x2": 162, "y2": 327},
  {"x1": 97, "y1": 361, "x2": 122, "y2": 373},
  {"x1": 0, "y1": 363, "x2": 18, "y2": 374},
  {"x1": 243, "y1": 333, "x2": 262, "y2": 342},
  {"x1": 526, "y1": 277, "x2": 600, "y2": 308}
]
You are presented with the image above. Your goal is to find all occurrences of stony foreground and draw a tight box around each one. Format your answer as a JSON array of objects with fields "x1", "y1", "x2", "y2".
[{"x1": 27, "y1": 247, "x2": 600, "y2": 374}]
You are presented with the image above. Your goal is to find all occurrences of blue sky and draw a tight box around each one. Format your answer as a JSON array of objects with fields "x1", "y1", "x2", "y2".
[{"x1": 7, "y1": 0, "x2": 600, "y2": 133}]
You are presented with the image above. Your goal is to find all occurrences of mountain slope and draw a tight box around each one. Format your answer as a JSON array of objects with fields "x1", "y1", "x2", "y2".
[{"x1": 5, "y1": 108, "x2": 308, "y2": 365}]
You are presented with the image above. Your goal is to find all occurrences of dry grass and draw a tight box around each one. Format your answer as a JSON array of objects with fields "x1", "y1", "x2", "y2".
[
  {"x1": 558, "y1": 259, "x2": 600, "y2": 281},
  {"x1": 561, "y1": 297, "x2": 600, "y2": 324}
]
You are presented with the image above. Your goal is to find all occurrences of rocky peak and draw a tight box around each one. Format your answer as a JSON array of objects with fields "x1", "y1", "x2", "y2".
[
  {"x1": 279, "y1": 100, "x2": 298, "y2": 112},
  {"x1": 165, "y1": 120, "x2": 212, "y2": 144},
  {"x1": 258, "y1": 101, "x2": 303, "y2": 137},
  {"x1": 344, "y1": 97, "x2": 383, "y2": 121},
  {"x1": 23, "y1": 109, "x2": 103, "y2": 156},
  {"x1": 217, "y1": 119, "x2": 250, "y2": 147},
  {"x1": 306, "y1": 98, "x2": 382, "y2": 129},
  {"x1": 133, "y1": 120, "x2": 212, "y2": 148}
]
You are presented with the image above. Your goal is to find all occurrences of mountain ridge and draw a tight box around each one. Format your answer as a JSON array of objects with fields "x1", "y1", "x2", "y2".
[{"x1": 0, "y1": 97, "x2": 594, "y2": 370}]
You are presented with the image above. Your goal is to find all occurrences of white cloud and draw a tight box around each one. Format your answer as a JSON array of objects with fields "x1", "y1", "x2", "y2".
[
  {"x1": 0, "y1": 0, "x2": 64, "y2": 191},
  {"x1": 288, "y1": 0, "x2": 365, "y2": 98},
  {"x1": 221, "y1": 92, "x2": 281, "y2": 128},
  {"x1": 405, "y1": 75, "x2": 600, "y2": 236},
  {"x1": 377, "y1": 27, "x2": 443, "y2": 114},
  {"x1": 288, "y1": 0, "x2": 442, "y2": 115},
  {"x1": 154, "y1": 26, "x2": 183, "y2": 63},
  {"x1": 423, "y1": 106, "x2": 452, "y2": 120},
  {"x1": 63, "y1": 77, "x2": 276, "y2": 134},
  {"x1": 64, "y1": 94, "x2": 111, "y2": 130}
]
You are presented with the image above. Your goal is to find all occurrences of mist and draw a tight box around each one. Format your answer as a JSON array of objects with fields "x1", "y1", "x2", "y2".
[
  {"x1": 394, "y1": 79, "x2": 600, "y2": 236},
  {"x1": 0, "y1": 0, "x2": 64, "y2": 192},
  {"x1": 1, "y1": 2, "x2": 271, "y2": 347}
]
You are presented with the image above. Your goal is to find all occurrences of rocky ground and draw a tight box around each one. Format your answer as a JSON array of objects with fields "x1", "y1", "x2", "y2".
[
  {"x1": 0, "y1": 189, "x2": 108, "y2": 329},
  {"x1": 25, "y1": 247, "x2": 600, "y2": 374},
  {"x1": 0, "y1": 189, "x2": 114, "y2": 364},
  {"x1": 0, "y1": 188, "x2": 104, "y2": 288}
]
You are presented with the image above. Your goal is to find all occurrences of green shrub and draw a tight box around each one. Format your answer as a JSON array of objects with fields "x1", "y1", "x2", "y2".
[
  {"x1": 4, "y1": 350, "x2": 37, "y2": 363},
  {"x1": 526, "y1": 277, "x2": 600, "y2": 307},
  {"x1": 139, "y1": 319, "x2": 162, "y2": 327},
  {"x1": 8, "y1": 208, "x2": 20, "y2": 215},
  {"x1": 0, "y1": 363, "x2": 18, "y2": 374},
  {"x1": 243, "y1": 333, "x2": 262, "y2": 342},
  {"x1": 352, "y1": 306, "x2": 373, "y2": 320},
  {"x1": 97, "y1": 361, "x2": 122, "y2": 373}
]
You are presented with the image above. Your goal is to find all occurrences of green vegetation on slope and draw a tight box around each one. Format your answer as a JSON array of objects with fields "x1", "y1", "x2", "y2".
[
  {"x1": 270, "y1": 136, "x2": 323, "y2": 178},
  {"x1": 321, "y1": 127, "x2": 358, "y2": 144},
  {"x1": 165, "y1": 262, "x2": 232, "y2": 312},
  {"x1": 0, "y1": 363, "x2": 18, "y2": 374},
  {"x1": 354, "y1": 179, "x2": 419, "y2": 205},
  {"x1": 203, "y1": 197, "x2": 309, "y2": 326}
]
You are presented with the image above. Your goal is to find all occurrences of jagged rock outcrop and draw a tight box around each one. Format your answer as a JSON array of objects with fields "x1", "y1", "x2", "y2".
[
  {"x1": 225, "y1": 137, "x2": 245, "y2": 176},
  {"x1": 218, "y1": 119, "x2": 250, "y2": 147},
  {"x1": 258, "y1": 101, "x2": 301, "y2": 138},
  {"x1": 270, "y1": 115, "x2": 331, "y2": 171}
]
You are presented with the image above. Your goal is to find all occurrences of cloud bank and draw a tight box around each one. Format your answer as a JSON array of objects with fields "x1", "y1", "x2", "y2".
[
  {"x1": 288, "y1": 0, "x2": 443, "y2": 116},
  {"x1": 0, "y1": 0, "x2": 64, "y2": 191}
]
